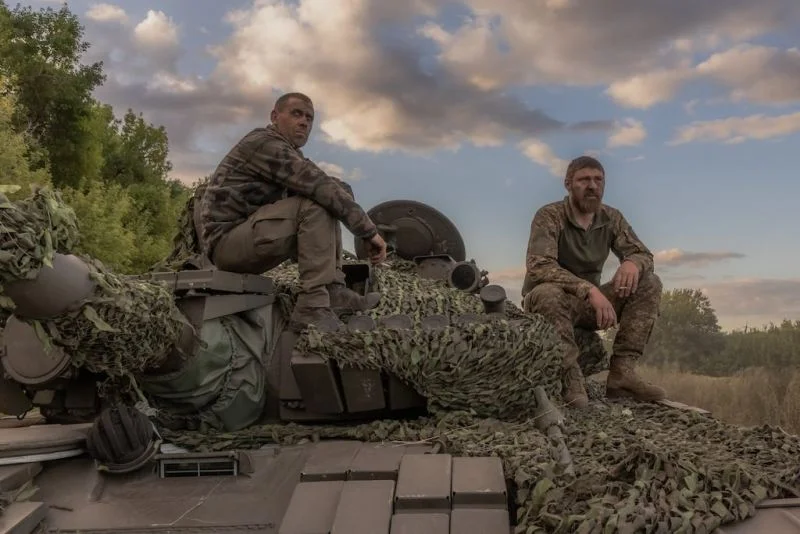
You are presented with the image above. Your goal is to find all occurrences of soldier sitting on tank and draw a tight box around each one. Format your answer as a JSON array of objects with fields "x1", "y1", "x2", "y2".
[
  {"x1": 197, "y1": 92, "x2": 387, "y2": 331},
  {"x1": 521, "y1": 155, "x2": 666, "y2": 409}
]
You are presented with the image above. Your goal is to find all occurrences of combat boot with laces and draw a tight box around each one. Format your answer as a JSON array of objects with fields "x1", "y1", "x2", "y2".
[
  {"x1": 606, "y1": 355, "x2": 667, "y2": 401},
  {"x1": 327, "y1": 283, "x2": 381, "y2": 313},
  {"x1": 563, "y1": 364, "x2": 589, "y2": 408}
]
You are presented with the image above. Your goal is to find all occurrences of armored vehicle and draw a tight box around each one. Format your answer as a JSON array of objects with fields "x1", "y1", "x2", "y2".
[{"x1": 0, "y1": 190, "x2": 799, "y2": 533}]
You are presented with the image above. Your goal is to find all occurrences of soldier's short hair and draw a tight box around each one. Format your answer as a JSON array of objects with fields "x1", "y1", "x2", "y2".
[
  {"x1": 274, "y1": 92, "x2": 313, "y2": 111},
  {"x1": 565, "y1": 155, "x2": 604, "y2": 182}
]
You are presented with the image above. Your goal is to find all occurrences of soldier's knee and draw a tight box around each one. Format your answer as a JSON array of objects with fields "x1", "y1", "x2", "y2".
[
  {"x1": 297, "y1": 197, "x2": 336, "y2": 227},
  {"x1": 639, "y1": 272, "x2": 663, "y2": 295},
  {"x1": 523, "y1": 284, "x2": 570, "y2": 315}
]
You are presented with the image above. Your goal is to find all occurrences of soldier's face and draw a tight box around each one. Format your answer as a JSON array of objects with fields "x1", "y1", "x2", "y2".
[
  {"x1": 567, "y1": 166, "x2": 605, "y2": 214},
  {"x1": 271, "y1": 98, "x2": 314, "y2": 147}
]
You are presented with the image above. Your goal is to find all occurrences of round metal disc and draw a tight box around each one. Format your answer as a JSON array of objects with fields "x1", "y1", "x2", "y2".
[
  {"x1": 354, "y1": 200, "x2": 466, "y2": 262},
  {"x1": 379, "y1": 314, "x2": 413, "y2": 330},
  {"x1": 1, "y1": 316, "x2": 71, "y2": 385},
  {"x1": 347, "y1": 315, "x2": 376, "y2": 332},
  {"x1": 480, "y1": 284, "x2": 507, "y2": 304},
  {"x1": 2, "y1": 253, "x2": 95, "y2": 319},
  {"x1": 421, "y1": 315, "x2": 450, "y2": 330}
]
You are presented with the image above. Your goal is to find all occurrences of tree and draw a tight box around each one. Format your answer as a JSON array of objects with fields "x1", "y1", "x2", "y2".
[
  {"x1": 647, "y1": 288, "x2": 727, "y2": 373},
  {"x1": 0, "y1": 1, "x2": 105, "y2": 189},
  {"x1": 99, "y1": 108, "x2": 173, "y2": 187},
  {"x1": 0, "y1": 80, "x2": 50, "y2": 198}
]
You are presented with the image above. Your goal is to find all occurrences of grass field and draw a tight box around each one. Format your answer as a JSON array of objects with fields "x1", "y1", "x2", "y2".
[{"x1": 635, "y1": 365, "x2": 800, "y2": 434}]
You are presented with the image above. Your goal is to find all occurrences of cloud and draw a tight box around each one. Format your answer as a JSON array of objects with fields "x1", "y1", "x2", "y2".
[
  {"x1": 670, "y1": 111, "x2": 800, "y2": 145},
  {"x1": 85, "y1": 3, "x2": 128, "y2": 24},
  {"x1": 607, "y1": 118, "x2": 647, "y2": 147},
  {"x1": 607, "y1": 45, "x2": 800, "y2": 110},
  {"x1": 76, "y1": 0, "x2": 800, "y2": 183},
  {"x1": 488, "y1": 266, "x2": 526, "y2": 283},
  {"x1": 606, "y1": 67, "x2": 694, "y2": 110},
  {"x1": 700, "y1": 278, "x2": 800, "y2": 329},
  {"x1": 316, "y1": 162, "x2": 365, "y2": 182},
  {"x1": 696, "y1": 45, "x2": 800, "y2": 106},
  {"x1": 427, "y1": 0, "x2": 799, "y2": 92},
  {"x1": 518, "y1": 139, "x2": 568, "y2": 177},
  {"x1": 134, "y1": 10, "x2": 179, "y2": 50},
  {"x1": 79, "y1": 0, "x2": 621, "y2": 183},
  {"x1": 209, "y1": 0, "x2": 607, "y2": 155},
  {"x1": 655, "y1": 248, "x2": 746, "y2": 267}
]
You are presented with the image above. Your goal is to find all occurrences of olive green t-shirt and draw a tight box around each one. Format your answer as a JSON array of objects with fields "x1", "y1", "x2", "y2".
[{"x1": 522, "y1": 197, "x2": 654, "y2": 300}]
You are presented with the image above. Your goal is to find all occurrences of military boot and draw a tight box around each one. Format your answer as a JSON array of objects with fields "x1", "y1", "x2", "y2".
[
  {"x1": 289, "y1": 306, "x2": 344, "y2": 333},
  {"x1": 606, "y1": 355, "x2": 667, "y2": 401},
  {"x1": 563, "y1": 365, "x2": 589, "y2": 409},
  {"x1": 327, "y1": 283, "x2": 381, "y2": 313}
]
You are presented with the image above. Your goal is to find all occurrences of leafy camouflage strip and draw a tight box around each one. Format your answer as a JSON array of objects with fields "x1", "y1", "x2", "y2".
[
  {"x1": 0, "y1": 185, "x2": 80, "y2": 330},
  {"x1": 161, "y1": 399, "x2": 800, "y2": 533},
  {"x1": 299, "y1": 317, "x2": 564, "y2": 419},
  {"x1": 20, "y1": 257, "x2": 188, "y2": 378},
  {"x1": 0, "y1": 187, "x2": 186, "y2": 390},
  {"x1": 0, "y1": 185, "x2": 80, "y2": 286},
  {"x1": 270, "y1": 258, "x2": 609, "y2": 374},
  {"x1": 153, "y1": 178, "x2": 208, "y2": 272}
]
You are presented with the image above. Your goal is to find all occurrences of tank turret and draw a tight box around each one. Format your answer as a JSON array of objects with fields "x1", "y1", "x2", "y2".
[{"x1": 1, "y1": 193, "x2": 582, "y2": 433}]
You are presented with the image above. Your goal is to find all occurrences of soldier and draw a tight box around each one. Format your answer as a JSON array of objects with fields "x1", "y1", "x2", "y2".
[
  {"x1": 198, "y1": 92, "x2": 387, "y2": 331},
  {"x1": 521, "y1": 155, "x2": 666, "y2": 408}
]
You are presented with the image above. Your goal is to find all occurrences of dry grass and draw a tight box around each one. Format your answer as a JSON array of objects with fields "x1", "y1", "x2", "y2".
[{"x1": 636, "y1": 365, "x2": 800, "y2": 434}]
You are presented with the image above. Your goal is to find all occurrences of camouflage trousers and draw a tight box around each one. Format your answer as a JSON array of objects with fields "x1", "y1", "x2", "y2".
[
  {"x1": 211, "y1": 196, "x2": 346, "y2": 308},
  {"x1": 523, "y1": 272, "x2": 662, "y2": 371}
]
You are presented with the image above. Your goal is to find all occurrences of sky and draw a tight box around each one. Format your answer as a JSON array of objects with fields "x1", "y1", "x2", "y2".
[{"x1": 24, "y1": 0, "x2": 800, "y2": 331}]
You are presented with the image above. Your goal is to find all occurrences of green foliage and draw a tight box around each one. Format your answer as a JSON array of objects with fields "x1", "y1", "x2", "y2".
[
  {"x1": 99, "y1": 106, "x2": 173, "y2": 186},
  {"x1": 645, "y1": 288, "x2": 800, "y2": 377},
  {"x1": 0, "y1": 1, "x2": 105, "y2": 189},
  {"x1": 0, "y1": 86, "x2": 50, "y2": 198},
  {"x1": 59, "y1": 180, "x2": 138, "y2": 272},
  {"x1": 647, "y1": 288, "x2": 726, "y2": 373},
  {"x1": 0, "y1": 2, "x2": 192, "y2": 274}
]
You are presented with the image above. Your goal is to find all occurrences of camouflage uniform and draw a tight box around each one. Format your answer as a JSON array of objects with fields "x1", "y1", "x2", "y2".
[
  {"x1": 522, "y1": 197, "x2": 666, "y2": 406},
  {"x1": 198, "y1": 125, "x2": 379, "y2": 322}
]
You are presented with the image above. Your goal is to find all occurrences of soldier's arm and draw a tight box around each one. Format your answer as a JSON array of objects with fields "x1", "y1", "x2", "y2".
[
  {"x1": 525, "y1": 207, "x2": 596, "y2": 299},
  {"x1": 610, "y1": 211, "x2": 654, "y2": 274},
  {"x1": 250, "y1": 137, "x2": 376, "y2": 239},
  {"x1": 327, "y1": 174, "x2": 355, "y2": 200}
]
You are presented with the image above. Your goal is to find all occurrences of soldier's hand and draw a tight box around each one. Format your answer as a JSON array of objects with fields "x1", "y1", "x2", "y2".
[
  {"x1": 365, "y1": 233, "x2": 387, "y2": 264},
  {"x1": 588, "y1": 287, "x2": 617, "y2": 329},
  {"x1": 613, "y1": 260, "x2": 640, "y2": 298}
]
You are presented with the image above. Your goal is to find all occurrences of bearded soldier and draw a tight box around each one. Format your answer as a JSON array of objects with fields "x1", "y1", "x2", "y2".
[
  {"x1": 522, "y1": 155, "x2": 666, "y2": 408},
  {"x1": 198, "y1": 92, "x2": 387, "y2": 331}
]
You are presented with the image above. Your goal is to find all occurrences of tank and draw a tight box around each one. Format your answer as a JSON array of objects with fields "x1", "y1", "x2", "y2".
[{"x1": 0, "y1": 187, "x2": 799, "y2": 533}]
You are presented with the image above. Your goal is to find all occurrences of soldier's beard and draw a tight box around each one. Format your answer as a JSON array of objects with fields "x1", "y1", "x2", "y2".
[{"x1": 576, "y1": 194, "x2": 602, "y2": 214}]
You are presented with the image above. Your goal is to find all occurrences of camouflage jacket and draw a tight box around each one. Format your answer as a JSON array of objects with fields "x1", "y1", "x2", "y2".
[
  {"x1": 522, "y1": 197, "x2": 654, "y2": 299},
  {"x1": 198, "y1": 125, "x2": 377, "y2": 255}
]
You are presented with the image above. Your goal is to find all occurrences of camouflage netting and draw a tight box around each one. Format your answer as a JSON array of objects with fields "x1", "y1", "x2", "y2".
[
  {"x1": 301, "y1": 319, "x2": 565, "y2": 418},
  {"x1": 0, "y1": 187, "x2": 187, "y2": 389},
  {"x1": 269, "y1": 259, "x2": 610, "y2": 379},
  {"x1": 7, "y1": 185, "x2": 800, "y2": 532},
  {"x1": 32, "y1": 260, "x2": 188, "y2": 378},
  {"x1": 0, "y1": 185, "x2": 80, "y2": 329},
  {"x1": 152, "y1": 178, "x2": 208, "y2": 272},
  {"x1": 161, "y1": 398, "x2": 800, "y2": 533},
  {"x1": 156, "y1": 211, "x2": 800, "y2": 533},
  {"x1": 265, "y1": 258, "x2": 606, "y2": 417}
]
